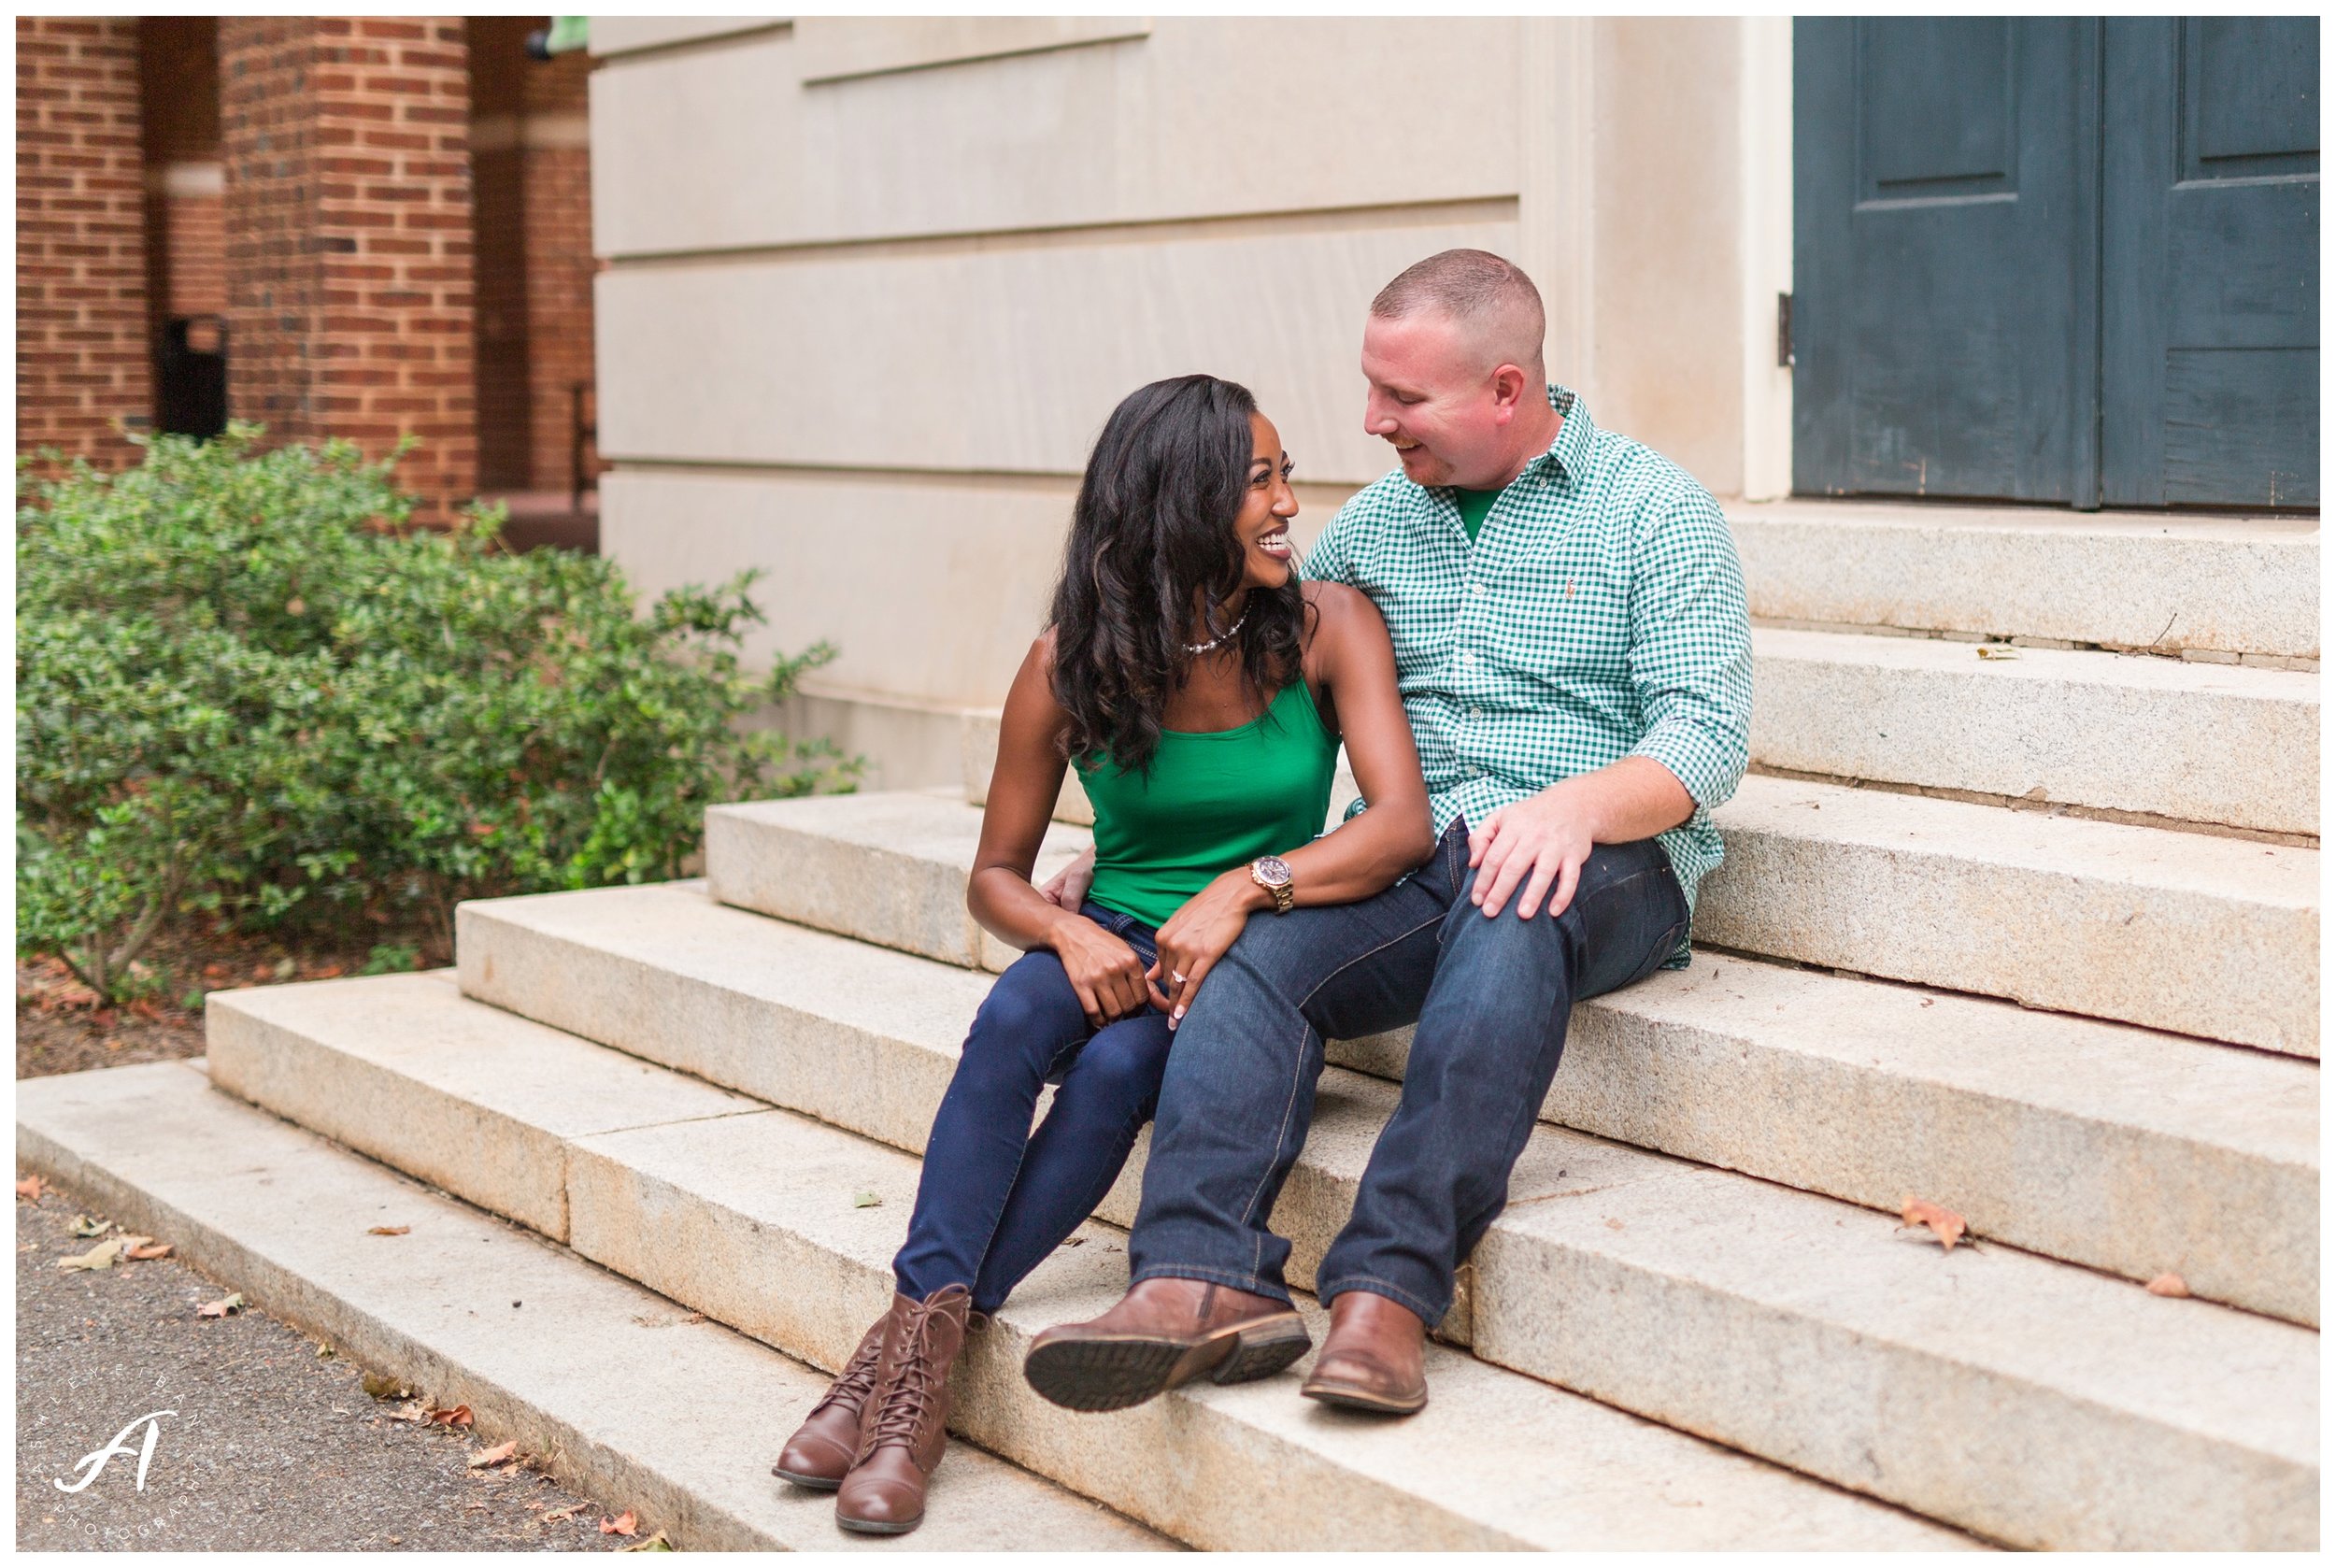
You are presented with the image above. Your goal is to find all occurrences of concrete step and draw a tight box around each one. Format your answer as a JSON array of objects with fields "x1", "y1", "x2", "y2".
[
  {"x1": 1747, "y1": 626, "x2": 2317, "y2": 835},
  {"x1": 13, "y1": 1057, "x2": 1171, "y2": 1553},
  {"x1": 1701, "y1": 775, "x2": 2319, "y2": 1057},
  {"x1": 200, "y1": 976, "x2": 1973, "y2": 1552},
  {"x1": 709, "y1": 789, "x2": 1094, "y2": 972},
  {"x1": 1728, "y1": 499, "x2": 2319, "y2": 661},
  {"x1": 438, "y1": 900, "x2": 2320, "y2": 1547},
  {"x1": 707, "y1": 781, "x2": 2319, "y2": 1056},
  {"x1": 456, "y1": 877, "x2": 2317, "y2": 1326}
]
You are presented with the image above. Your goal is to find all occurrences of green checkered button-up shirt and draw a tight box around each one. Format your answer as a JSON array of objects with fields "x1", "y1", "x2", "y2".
[{"x1": 1304, "y1": 385, "x2": 1752, "y2": 962}]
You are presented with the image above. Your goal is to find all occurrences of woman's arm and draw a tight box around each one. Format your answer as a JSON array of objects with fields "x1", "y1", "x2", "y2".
[
  {"x1": 969, "y1": 635, "x2": 1153, "y2": 1026},
  {"x1": 1147, "y1": 585, "x2": 1433, "y2": 1023}
]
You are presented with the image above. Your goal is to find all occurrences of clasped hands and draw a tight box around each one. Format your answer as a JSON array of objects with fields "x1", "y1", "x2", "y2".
[
  {"x1": 1040, "y1": 863, "x2": 1260, "y2": 1033},
  {"x1": 1040, "y1": 780, "x2": 1599, "y2": 1031}
]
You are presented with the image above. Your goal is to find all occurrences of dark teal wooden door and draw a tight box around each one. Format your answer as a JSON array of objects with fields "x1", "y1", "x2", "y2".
[
  {"x1": 1793, "y1": 19, "x2": 2098, "y2": 503},
  {"x1": 1795, "y1": 17, "x2": 2320, "y2": 509},
  {"x1": 2102, "y1": 18, "x2": 2318, "y2": 507}
]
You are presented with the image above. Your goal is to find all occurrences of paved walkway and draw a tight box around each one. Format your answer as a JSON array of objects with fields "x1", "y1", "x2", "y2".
[{"x1": 15, "y1": 1189, "x2": 634, "y2": 1551}]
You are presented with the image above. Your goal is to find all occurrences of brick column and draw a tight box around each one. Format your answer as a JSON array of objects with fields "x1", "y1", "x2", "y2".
[
  {"x1": 16, "y1": 16, "x2": 154, "y2": 469},
  {"x1": 219, "y1": 16, "x2": 476, "y2": 520},
  {"x1": 518, "y1": 44, "x2": 596, "y2": 495}
]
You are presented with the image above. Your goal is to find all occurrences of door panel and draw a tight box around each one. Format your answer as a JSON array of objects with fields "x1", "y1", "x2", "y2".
[
  {"x1": 1794, "y1": 19, "x2": 2096, "y2": 503},
  {"x1": 2102, "y1": 17, "x2": 2319, "y2": 507}
]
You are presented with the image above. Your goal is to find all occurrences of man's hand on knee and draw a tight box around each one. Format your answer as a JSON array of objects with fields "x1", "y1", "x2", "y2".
[{"x1": 1466, "y1": 790, "x2": 1594, "y2": 920}]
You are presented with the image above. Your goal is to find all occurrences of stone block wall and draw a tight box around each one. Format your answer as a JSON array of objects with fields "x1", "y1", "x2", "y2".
[{"x1": 16, "y1": 15, "x2": 153, "y2": 469}]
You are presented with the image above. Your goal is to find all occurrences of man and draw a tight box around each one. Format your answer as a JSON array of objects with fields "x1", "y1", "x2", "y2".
[{"x1": 1023, "y1": 249, "x2": 1752, "y2": 1415}]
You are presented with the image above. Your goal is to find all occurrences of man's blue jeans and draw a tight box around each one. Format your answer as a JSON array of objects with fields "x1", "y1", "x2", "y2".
[
  {"x1": 893, "y1": 903, "x2": 1173, "y2": 1315},
  {"x1": 1126, "y1": 820, "x2": 1688, "y2": 1326}
]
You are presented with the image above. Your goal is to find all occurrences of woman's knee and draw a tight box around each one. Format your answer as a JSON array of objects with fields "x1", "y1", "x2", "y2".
[
  {"x1": 1060, "y1": 1018, "x2": 1174, "y2": 1110},
  {"x1": 960, "y1": 953, "x2": 1086, "y2": 1086}
]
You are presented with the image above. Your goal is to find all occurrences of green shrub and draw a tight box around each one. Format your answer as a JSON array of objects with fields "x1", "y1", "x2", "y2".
[{"x1": 19, "y1": 427, "x2": 856, "y2": 1001}]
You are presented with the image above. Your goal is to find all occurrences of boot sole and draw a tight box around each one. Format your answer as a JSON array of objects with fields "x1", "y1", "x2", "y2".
[
  {"x1": 834, "y1": 1512, "x2": 922, "y2": 1536},
  {"x1": 1024, "y1": 1315, "x2": 1311, "y2": 1412},
  {"x1": 1299, "y1": 1376, "x2": 1429, "y2": 1416},
  {"x1": 771, "y1": 1465, "x2": 844, "y2": 1491}
]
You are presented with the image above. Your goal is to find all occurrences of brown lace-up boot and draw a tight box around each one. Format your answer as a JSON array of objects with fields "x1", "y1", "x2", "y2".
[
  {"x1": 771, "y1": 1309, "x2": 891, "y2": 1490},
  {"x1": 833, "y1": 1286, "x2": 973, "y2": 1535}
]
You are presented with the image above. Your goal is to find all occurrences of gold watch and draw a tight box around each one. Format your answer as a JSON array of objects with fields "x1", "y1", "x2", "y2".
[{"x1": 1248, "y1": 855, "x2": 1295, "y2": 914}]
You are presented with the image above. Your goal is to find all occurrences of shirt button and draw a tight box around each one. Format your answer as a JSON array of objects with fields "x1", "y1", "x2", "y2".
[
  {"x1": 1468, "y1": 706, "x2": 1481, "y2": 719},
  {"x1": 1469, "y1": 582, "x2": 1485, "y2": 596},
  {"x1": 1460, "y1": 650, "x2": 1475, "y2": 665}
]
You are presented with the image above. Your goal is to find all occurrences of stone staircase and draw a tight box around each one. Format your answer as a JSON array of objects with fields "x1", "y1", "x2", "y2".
[{"x1": 18, "y1": 501, "x2": 2318, "y2": 1550}]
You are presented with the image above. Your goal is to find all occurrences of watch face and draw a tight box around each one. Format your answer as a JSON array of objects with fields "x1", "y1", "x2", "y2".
[{"x1": 1254, "y1": 855, "x2": 1293, "y2": 887}]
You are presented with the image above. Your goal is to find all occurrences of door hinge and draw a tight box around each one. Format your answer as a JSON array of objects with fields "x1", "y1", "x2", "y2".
[{"x1": 1775, "y1": 292, "x2": 1794, "y2": 369}]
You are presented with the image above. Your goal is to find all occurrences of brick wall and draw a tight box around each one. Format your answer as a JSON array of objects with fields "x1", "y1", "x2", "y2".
[
  {"x1": 519, "y1": 46, "x2": 597, "y2": 494},
  {"x1": 467, "y1": 17, "x2": 531, "y2": 489},
  {"x1": 17, "y1": 16, "x2": 153, "y2": 468},
  {"x1": 220, "y1": 16, "x2": 477, "y2": 520},
  {"x1": 139, "y1": 18, "x2": 224, "y2": 326},
  {"x1": 466, "y1": 19, "x2": 597, "y2": 494}
]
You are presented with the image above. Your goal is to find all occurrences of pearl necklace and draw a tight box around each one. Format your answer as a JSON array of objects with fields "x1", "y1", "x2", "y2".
[{"x1": 1183, "y1": 607, "x2": 1248, "y2": 656}]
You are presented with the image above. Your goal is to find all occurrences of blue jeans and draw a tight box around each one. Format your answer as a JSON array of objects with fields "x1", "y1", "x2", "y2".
[
  {"x1": 1126, "y1": 820, "x2": 1688, "y2": 1326},
  {"x1": 892, "y1": 903, "x2": 1174, "y2": 1314}
]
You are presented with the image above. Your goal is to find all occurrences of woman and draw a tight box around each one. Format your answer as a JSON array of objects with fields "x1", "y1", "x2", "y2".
[{"x1": 772, "y1": 374, "x2": 1434, "y2": 1535}]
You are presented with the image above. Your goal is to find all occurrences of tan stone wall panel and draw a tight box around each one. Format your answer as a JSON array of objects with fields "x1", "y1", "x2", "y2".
[
  {"x1": 595, "y1": 217, "x2": 1522, "y2": 485},
  {"x1": 600, "y1": 469, "x2": 1077, "y2": 706},
  {"x1": 590, "y1": 17, "x2": 787, "y2": 59},
  {"x1": 590, "y1": 19, "x2": 1520, "y2": 258},
  {"x1": 1590, "y1": 19, "x2": 1745, "y2": 498}
]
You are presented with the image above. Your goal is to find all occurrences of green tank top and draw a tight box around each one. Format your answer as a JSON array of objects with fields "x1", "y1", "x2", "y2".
[{"x1": 1076, "y1": 678, "x2": 1338, "y2": 931}]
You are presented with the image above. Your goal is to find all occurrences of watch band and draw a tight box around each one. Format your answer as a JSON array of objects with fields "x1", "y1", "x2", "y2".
[{"x1": 1249, "y1": 857, "x2": 1296, "y2": 914}]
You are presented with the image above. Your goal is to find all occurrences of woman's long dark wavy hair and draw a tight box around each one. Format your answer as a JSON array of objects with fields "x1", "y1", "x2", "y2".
[{"x1": 1049, "y1": 374, "x2": 1306, "y2": 777}]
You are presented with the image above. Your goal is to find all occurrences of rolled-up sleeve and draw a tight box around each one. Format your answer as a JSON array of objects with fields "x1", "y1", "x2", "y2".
[
  {"x1": 1624, "y1": 491, "x2": 1752, "y2": 810},
  {"x1": 1299, "y1": 512, "x2": 1353, "y2": 587}
]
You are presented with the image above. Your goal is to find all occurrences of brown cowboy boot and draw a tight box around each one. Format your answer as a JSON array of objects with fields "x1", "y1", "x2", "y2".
[
  {"x1": 1022, "y1": 1276, "x2": 1310, "y2": 1413},
  {"x1": 771, "y1": 1307, "x2": 892, "y2": 1490},
  {"x1": 1300, "y1": 1290, "x2": 1428, "y2": 1415},
  {"x1": 833, "y1": 1286, "x2": 972, "y2": 1535}
]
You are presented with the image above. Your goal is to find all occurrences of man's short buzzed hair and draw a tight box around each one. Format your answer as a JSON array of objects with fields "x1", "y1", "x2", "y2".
[{"x1": 1370, "y1": 249, "x2": 1546, "y2": 377}]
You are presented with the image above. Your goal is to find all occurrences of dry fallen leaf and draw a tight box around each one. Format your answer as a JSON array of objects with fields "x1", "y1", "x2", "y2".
[
  {"x1": 1899, "y1": 1197, "x2": 1967, "y2": 1252},
  {"x1": 2145, "y1": 1272, "x2": 2190, "y2": 1298},
  {"x1": 600, "y1": 1510, "x2": 638, "y2": 1537},
  {"x1": 124, "y1": 1239, "x2": 172, "y2": 1261},
  {"x1": 197, "y1": 1291, "x2": 245, "y2": 1318},
  {"x1": 468, "y1": 1440, "x2": 518, "y2": 1470},
  {"x1": 540, "y1": 1504, "x2": 586, "y2": 1525},
  {"x1": 621, "y1": 1532, "x2": 672, "y2": 1553},
  {"x1": 16, "y1": 1175, "x2": 50, "y2": 1203},
  {"x1": 850, "y1": 1191, "x2": 883, "y2": 1209},
  {"x1": 57, "y1": 1238, "x2": 126, "y2": 1272},
  {"x1": 69, "y1": 1214, "x2": 114, "y2": 1238},
  {"x1": 426, "y1": 1404, "x2": 475, "y2": 1428},
  {"x1": 1974, "y1": 644, "x2": 2021, "y2": 660},
  {"x1": 386, "y1": 1401, "x2": 430, "y2": 1423},
  {"x1": 367, "y1": 1225, "x2": 411, "y2": 1236},
  {"x1": 362, "y1": 1372, "x2": 407, "y2": 1399}
]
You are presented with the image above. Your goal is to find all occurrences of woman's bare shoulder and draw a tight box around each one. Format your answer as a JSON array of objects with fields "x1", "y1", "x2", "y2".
[{"x1": 1300, "y1": 579, "x2": 1385, "y2": 639}]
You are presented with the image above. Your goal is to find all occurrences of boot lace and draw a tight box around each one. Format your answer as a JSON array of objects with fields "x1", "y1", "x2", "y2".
[
  {"x1": 865, "y1": 1296, "x2": 957, "y2": 1452},
  {"x1": 810, "y1": 1319, "x2": 888, "y2": 1418}
]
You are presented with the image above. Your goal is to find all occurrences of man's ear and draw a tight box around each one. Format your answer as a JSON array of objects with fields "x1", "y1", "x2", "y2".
[{"x1": 1489, "y1": 363, "x2": 1530, "y2": 423}]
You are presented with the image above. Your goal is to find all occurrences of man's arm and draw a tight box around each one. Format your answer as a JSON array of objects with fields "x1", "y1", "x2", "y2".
[{"x1": 1469, "y1": 489, "x2": 1752, "y2": 920}]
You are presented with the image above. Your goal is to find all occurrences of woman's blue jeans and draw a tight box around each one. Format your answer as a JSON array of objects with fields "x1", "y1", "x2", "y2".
[{"x1": 891, "y1": 902, "x2": 1174, "y2": 1314}]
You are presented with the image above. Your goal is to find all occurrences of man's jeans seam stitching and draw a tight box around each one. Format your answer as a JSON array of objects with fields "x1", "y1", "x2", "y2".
[{"x1": 1232, "y1": 905, "x2": 1451, "y2": 1284}]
